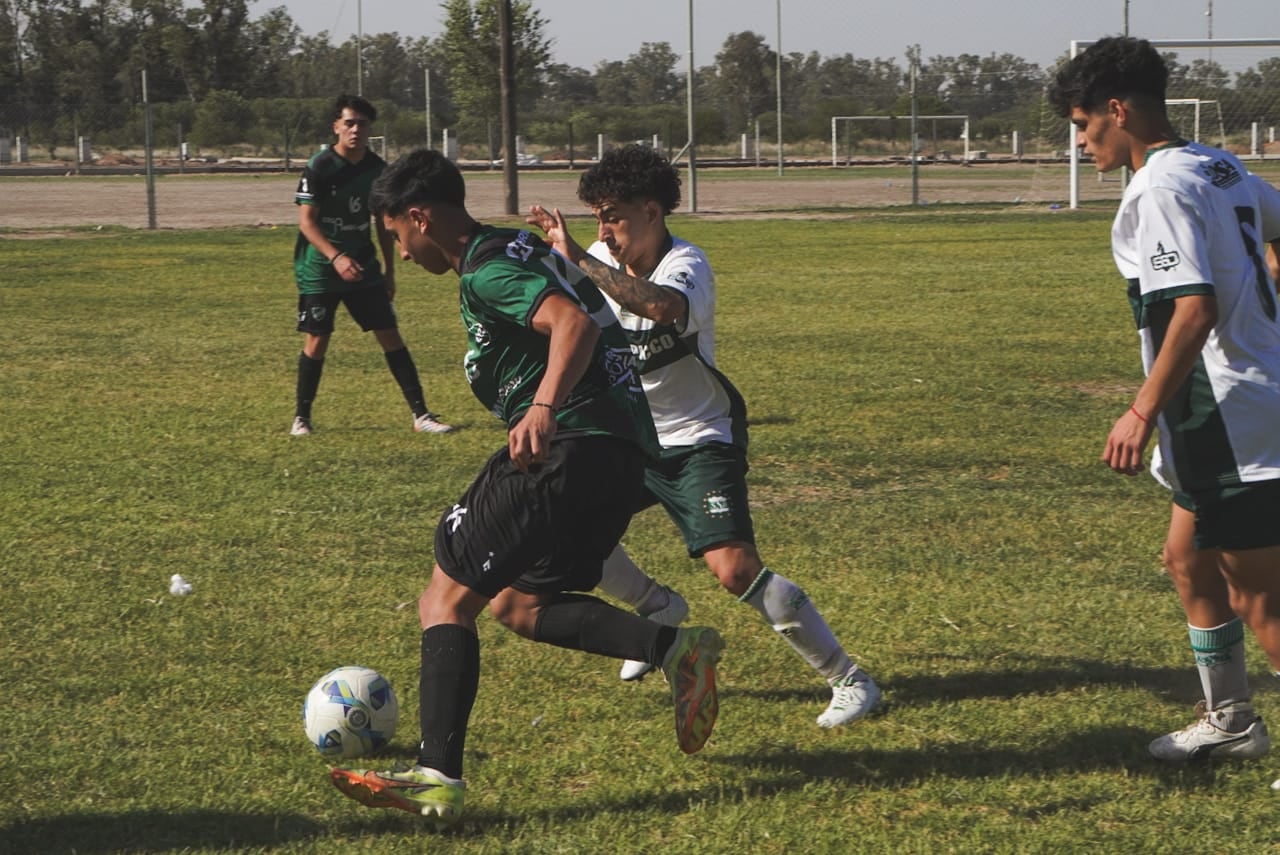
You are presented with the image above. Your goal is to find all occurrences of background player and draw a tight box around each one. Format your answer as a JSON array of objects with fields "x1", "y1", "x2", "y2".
[
  {"x1": 526, "y1": 145, "x2": 881, "y2": 729},
  {"x1": 290, "y1": 94, "x2": 452, "y2": 436},
  {"x1": 328, "y1": 149, "x2": 723, "y2": 827},
  {"x1": 1050, "y1": 36, "x2": 1280, "y2": 763}
]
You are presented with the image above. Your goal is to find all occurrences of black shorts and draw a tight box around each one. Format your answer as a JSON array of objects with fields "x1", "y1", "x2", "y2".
[
  {"x1": 1174, "y1": 478, "x2": 1280, "y2": 550},
  {"x1": 434, "y1": 435, "x2": 647, "y2": 598},
  {"x1": 296, "y1": 285, "x2": 396, "y2": 335}
]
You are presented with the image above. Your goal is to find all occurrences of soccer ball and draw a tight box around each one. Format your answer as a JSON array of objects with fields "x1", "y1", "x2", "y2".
[{"x1": 302, "y1": 666, "x2": 399, "y2": 758}]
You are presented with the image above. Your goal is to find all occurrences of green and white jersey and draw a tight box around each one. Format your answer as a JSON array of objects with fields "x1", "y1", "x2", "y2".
[
  {"x1": 1112, "y1": 140, "x2": 1280, "y2": 492},
  {"x1": 586, "y1": 235, "x2": 747, "y2": 450},
  {"x1": 293, "y1": 147, "x2": 386, "y2": 294},
  {"x1": 459, "y1": 226, "x2": 658, "y2": 454}
]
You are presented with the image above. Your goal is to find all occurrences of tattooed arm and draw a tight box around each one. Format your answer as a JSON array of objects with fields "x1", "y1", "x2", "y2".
[{"x1": 527, "y1": 203, "x2": 688, "y2": 328}]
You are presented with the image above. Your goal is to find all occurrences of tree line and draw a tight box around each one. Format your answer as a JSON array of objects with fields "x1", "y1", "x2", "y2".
[{"x1": 2, "y1": 0, "x2": 1277, "y2": 158}]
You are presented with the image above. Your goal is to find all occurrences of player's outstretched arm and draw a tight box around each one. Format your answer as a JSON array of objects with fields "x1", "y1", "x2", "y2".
[
  {"x1": 577, "y1": 254, "x2": 686, "y2": 327},
  {"x1": 528, "y1": 203, "x2": 686, "y2": 327}
]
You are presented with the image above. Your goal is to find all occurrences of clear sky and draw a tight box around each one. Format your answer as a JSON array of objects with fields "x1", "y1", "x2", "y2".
[{"x1": 250, "y1": 0, "x2": 1277, "y2": 71}]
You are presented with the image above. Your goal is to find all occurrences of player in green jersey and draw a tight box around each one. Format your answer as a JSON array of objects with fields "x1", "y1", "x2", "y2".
[
  {"x1": 525, "y1": 145, "x2": 881, "y2": 729},
  {"x1": 1051, "y1": 37, "x2": 1280, "y2": 764},
  {"x1": 327, "y1": 149, "x2": 724, "y2": 827},
  {"x1": 290, "y1": 94, "x2": 452, "y2": 437}
]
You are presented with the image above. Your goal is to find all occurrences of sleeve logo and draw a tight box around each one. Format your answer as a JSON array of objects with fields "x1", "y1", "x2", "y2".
[
  {"x1": 505, "y1": 231, "x2": 536, "y2": 262},
  {"x1": 1201, "y1": 158, "x2": 1243, "y2": 189},
  {"x1": 1149, "y1": 242, "x2": 1181, "y2": 271}
]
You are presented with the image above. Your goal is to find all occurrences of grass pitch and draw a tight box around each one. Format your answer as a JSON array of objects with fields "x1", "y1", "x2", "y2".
[{"x1": 3, "y1": 210, "x2": 1278, "y2": 853}]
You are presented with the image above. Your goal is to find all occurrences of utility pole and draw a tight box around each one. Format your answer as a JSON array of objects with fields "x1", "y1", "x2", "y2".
[
  {"x1": 498, "y1": 0, "x2": 517, "y2": 215},
  {"x1": 775, "y1": 0, "x2": 783, "y2": 176},
  {"x1": 686, "y1": 0, "x2": 697, "y2": 212}
]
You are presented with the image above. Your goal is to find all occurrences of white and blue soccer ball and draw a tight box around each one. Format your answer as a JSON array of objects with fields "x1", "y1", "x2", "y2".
[{"x1": 302, "y1": 666, "x2": 399, "y2": 758}]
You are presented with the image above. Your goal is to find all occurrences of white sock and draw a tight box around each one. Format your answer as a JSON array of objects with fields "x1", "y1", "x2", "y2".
[
  {"x1": 1189, "y1": 620, "x2": 1251, "y2": 723},
  {"x1": 741, "y1": 568, "x2": 852, "y2": 681},
  {"x1": 598, "y1": 545, "x2": 666, "y2": 613}
]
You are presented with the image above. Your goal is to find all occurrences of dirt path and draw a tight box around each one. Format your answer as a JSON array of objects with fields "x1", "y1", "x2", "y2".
[{"x1": 0, "y1": 164, "x2": 1123, "y2": 231}]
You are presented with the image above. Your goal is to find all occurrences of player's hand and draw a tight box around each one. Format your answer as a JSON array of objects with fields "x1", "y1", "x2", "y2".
[
  {"x1": 1101, "y1": 408, "x2": 1153, "y2": 475},
  {"x1": 508, "y1": 404, "x2": 558, "y2": 473},
  {"x1": 526, "y1": 205, "x2": 581, "y2": 262},
  {"x1": 384, "y1": 273, "x2": 397, "y2": 302},
  {"x1": 335, "y1": 253, "x2": 365, "y2": 282}
]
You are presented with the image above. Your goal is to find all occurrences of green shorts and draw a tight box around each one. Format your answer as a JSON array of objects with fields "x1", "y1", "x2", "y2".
[
  {"x1": 638, "y1": 442, "x2": 755, "y2": 557},
  {"x1": 1173, "y1": 478, "x2": 1280, "y2": 550}
]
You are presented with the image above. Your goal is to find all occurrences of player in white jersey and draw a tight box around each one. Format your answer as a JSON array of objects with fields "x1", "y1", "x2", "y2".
[
  {"x1": 1051, "y1": 36, "x2": 1280, "y2": 764},
  {"x1": 525, "y1": 145, "x2": 882, "y2": 728}
]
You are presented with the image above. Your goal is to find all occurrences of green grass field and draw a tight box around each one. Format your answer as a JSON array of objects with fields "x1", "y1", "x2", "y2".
[{"x1": 4, "y1": 210, "x2": 1279, "y2": 853}]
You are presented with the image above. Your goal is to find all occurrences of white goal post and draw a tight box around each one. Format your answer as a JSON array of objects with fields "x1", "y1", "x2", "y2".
[
  {"x1": 831, "y1": 115, "x2": 971, "y2": 165},
  {"x1": 1067, "y1": 37, "x2": 1280, "y2": 209}
]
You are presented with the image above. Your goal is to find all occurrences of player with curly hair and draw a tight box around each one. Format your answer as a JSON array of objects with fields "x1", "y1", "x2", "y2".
[{"x1": 524, "y1": 144, "x2": 882, "y2": 728}]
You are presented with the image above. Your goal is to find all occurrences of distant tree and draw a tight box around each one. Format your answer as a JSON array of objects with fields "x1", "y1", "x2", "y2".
[
  {"x1": 199, "y1": 0, "x2": 251, "y2": 93},
  {"x1": 360, "y1": 32, "x2": 414, "y2": 106},
  {"x1": 625, "y1": 42, "x2": 682, "y2": 105},
  {"x1": 712, "y1": 31, "x2": 774, "y2": 133},
  {"x1": 540, "y1": 63, "x2": 595, "y2": 108},
  {"x1": 288, "y1": 33, "x2": 357, "y2": 100},
  {"x1": 438, "y1": 0, "x2": 551, "y2": 137},
  {"x1": 190, "y1": 87, "x2": 250, "y2": 146},
  {"x1": 243, "y1": 6, "x2": 301, "y2": 99}
]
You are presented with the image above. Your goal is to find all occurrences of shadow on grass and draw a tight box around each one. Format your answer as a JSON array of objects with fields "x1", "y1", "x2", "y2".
[
  {"x1": 435, "y1": 727, "x2": 1224, "y2": 832},
  {"x1": 726, "y1": 655, "x2": 1201, "y2": 707},
  {"x1": 2, "y1": 810, "x2": 324, "y2": 854}
]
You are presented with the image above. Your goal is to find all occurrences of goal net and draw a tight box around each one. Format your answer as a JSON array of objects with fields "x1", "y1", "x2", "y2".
[{"x1": 830, "y1": 115, "x2": 971, "y2": 165}]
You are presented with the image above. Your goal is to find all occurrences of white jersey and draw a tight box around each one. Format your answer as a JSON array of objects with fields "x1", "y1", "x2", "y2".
[
  {"x1": 1111, "y1": 140, "x2": 1280, "y2": 492},
  {"x1": 586, "y1": 235, "x2": 746, "y2": 449}
]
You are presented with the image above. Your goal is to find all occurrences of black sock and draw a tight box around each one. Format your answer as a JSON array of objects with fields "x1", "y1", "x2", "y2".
[
  {"x1": 533, "y1": 592, "x2": 677, "y2": 665},
  {"x1": 296, "y1": 353, "x2": 324, "y2": 420},
  {"x1": 384, "y1": 347, "x2": 427, "y2": 417},
  {"x1": 416, "y1": 624, "x2": 480, "y2": 780}
]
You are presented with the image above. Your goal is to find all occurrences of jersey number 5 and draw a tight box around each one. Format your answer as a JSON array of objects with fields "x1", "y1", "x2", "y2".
[{"x1": 1237, "y1": 206, "x2": 1277, "y2": 322}]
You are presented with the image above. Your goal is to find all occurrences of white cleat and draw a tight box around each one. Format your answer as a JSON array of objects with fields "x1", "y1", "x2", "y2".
[
  {"x1": 290, "y1": 416, "x2": 313, "y2": 436},
  {"x1": 1149, "y1": 701, "x2": 1270, "y2": 762},
  {"x1": 413, "y1": 412, "x2": 455, "y2": 434},
  {"x1": 817, "y1": 667, "x2": 882, "y2": 728},
  {"x1": 621, "y1": 585, "x2": 690, "y2": 681}
]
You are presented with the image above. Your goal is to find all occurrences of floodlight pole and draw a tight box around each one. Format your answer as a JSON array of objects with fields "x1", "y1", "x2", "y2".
[
  {"x1": 499, "y1": 0, "x2": 518, "y2": 215},
  {"x1": 142, "y1": 69, "x2": 156, "y2": 229},
  {"x1": 686, "y1": 0, "x2": 697, "y2": 212},
  {"x1": 356, "y1": 0, "x2": 363, "y2": 95},
  {"x1": 425, "y1": 68, "x2": 432, "y2": 147},
  {"x1": 1121, "y1": 2, "x2": 1130, "y2": 190},
  {"x1": 910, "y1": 49, "x2": 919, "y2": 206},
  {"x1": 775, "y1": 0, "x2": 783, "y2": 176}
]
